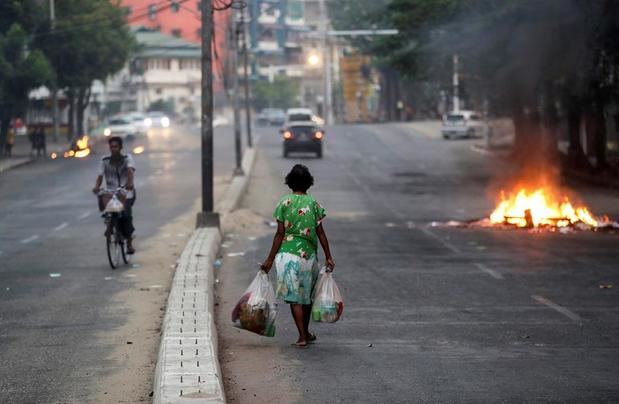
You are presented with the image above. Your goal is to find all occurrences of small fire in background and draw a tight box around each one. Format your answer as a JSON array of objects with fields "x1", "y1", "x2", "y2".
[
  {"x1": 489, "y1": 188, "x2": 606, "y2": 228},
  {"x1": 433, "y1": 185, "x2": 617, "y2": 232},
  {"x1": 132, "y1": 146, "x2": 145, "y2": 155},
  {"x1": 63, "y1": 135, "x2": 91, "y2": 159},
  {"x1": 50, "y1": 152, "x2": 58, "y2": 159}
]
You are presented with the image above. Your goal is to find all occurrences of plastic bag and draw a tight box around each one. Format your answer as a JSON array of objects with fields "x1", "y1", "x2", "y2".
[
  {"x1": 311, "y1": 268, "x2": 344, "y2": 323},
  {"x1": 104, "y1": 195, "x2": 124, "y2": 213},
  {"x1": 231, "y1": 270, "x2": 277, "y2": 337}
]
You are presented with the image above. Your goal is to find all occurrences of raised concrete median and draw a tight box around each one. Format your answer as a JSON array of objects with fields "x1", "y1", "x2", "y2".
[{"x1": 153, "y1": 147, "x2": 256, "y2": 403}]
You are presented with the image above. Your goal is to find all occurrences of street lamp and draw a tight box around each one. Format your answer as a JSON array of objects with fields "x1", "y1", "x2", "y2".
[{"x1": 306, "y1": 52, "x2": 321, "y2": 68}]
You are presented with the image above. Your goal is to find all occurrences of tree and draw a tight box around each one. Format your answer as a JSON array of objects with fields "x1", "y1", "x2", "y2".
[
  {"x1": 36, "y1": 0, "x2": 134, "y2": 138},
  {"x1": 252, "y1": 76, "x2": 299, "y2": 110},
  {"x1": 365, "y1": 0, "x2": 619, "y2": 172},
  {"x1": 0, "y1": 23, "x2": 52, "y2": 153}
]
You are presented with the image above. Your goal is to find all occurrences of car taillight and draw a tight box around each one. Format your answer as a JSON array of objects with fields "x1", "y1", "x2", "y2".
[
  {"x1": 283, "y1": 131, "x2": 293, "y2": 139},
  {"x1": 314, "y1": 131, "x2": 324, "y2": 139}
]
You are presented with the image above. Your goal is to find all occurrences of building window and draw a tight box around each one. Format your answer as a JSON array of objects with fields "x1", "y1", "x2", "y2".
[
  {"x1": 196, "y1": 28, "x2": 202, "y2": 40},
  {"x1": 148, "y1": 4, "x2": 157, "y2": 20},
  {"x1": 172, "y1": 29, "x2": 182, "y2": 38},
  {"x1": 156, "y1": 88, "x2": 163, "y2": 95},
  {"x1": 197, "y1": 1, "x2": 201, "y2": 11},
  {"x1": 171, "y1": 1, "x2": 180, "y2": 12}
]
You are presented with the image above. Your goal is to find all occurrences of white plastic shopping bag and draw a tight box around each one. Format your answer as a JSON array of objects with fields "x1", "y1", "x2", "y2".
[
  {"x1": 311, "y1": 268, "x2": 344, "y2": 323},
  {"x1": 104, "y1": 195, "x2": 124, "y2": 213},
  {"x1": 231, "y1": 270, "x2": 277, "y2": 337}
]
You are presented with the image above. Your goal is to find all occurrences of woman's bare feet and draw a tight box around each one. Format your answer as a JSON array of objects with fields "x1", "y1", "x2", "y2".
[{"x1": 292, "y1": 339, "x2": 309, "y2": 348}]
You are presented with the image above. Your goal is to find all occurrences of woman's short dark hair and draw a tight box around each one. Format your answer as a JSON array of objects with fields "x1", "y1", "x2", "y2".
[
  {"x1": 108, "y1": 136, "x2": 123, "y2": 147},
  {"x1": 285, "y1": 164, "x2": 314, "y2": 192}
]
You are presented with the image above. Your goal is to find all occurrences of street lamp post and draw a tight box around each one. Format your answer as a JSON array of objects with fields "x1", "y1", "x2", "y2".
[
  {"x1": 196, "y1": 0, "x2": 220, "y2": 228},
  {"x1": 50, "y1": 0, "x2": 60, "y2": 143},
  {"x1": 240, "y1": 8, "x2": 253, "y2": 148},
  {"x1": 231, "y1": 11, "x2": 244, "y2": 176}
]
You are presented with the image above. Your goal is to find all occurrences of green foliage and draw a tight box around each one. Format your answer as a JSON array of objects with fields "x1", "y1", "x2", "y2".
[
  {"x1": 36, "y1": 0, "x2": 134, "y2": 90},
  {"x1": 0, "y1": 22, "x2": 52, "y2": 143},
  {"x1": 252, "y1": 76, "x2": 299, "y2": 110}
]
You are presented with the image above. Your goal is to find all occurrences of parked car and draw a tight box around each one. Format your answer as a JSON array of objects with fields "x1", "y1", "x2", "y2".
[
  {"x1": 441, "y1": 110, "x2": 486, "y2": 139},
  {"x1": 282, "y1": 121, "x2": 324, "y2": 158},
  {"x1": 256, "y1": 108, "x2": 286, "y2": 126},
  {"x1": 103, "y1": 116, "x2": 139, "y2": 139}
]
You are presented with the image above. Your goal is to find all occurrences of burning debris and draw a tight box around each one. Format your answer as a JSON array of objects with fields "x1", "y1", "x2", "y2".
[
  {"x1": 489, "y1": 188, "x2": 608, "y2": 229},
  {"x1": 433, "y1": 187, "x2": 618, "y2": 232},
  {"x1": 54, "y1": 135, "x2": 92, "y2": 159}
]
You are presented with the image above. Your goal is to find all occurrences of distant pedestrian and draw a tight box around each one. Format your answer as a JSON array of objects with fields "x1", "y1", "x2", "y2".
[
  {"x1": 260, "y1": 164, "x2": 335, "y2": 348},
  {"x1": 36, "y1": 126, "x2": 46, "y2": 157},
  {"x1": 29, "y1": 126, "x2": 37, "y2": 156},
  {"x1": 5, "y1": 128, "x2": 15, "y2": 157}
]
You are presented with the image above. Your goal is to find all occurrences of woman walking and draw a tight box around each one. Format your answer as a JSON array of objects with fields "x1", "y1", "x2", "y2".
[{"x1": 261, "y1": 164, "x2": 335, "y2": 348}]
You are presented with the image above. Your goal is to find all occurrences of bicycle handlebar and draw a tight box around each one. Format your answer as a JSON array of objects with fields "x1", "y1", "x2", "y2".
[{"x1": 97, "y1": 187, "x2": 127, "y2": 196}]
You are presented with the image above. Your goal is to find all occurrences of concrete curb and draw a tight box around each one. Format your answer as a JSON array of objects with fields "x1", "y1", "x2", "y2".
[
  {"x1": 153, "y1": 146, "x2": 257, "y2": 404},
  {"x1": 0, "y1": 157, "x2": 33, "y2": 174}
]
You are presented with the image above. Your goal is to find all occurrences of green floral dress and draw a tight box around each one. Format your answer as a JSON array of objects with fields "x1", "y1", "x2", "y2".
[{"x1": 273, "y1": 193, "x2": 326, "y2": 304}]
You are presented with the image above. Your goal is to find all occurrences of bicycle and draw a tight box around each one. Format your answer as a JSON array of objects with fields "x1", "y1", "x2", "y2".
[{"x1": 98, "y1": 188, "x2": 131, "y2": 269}]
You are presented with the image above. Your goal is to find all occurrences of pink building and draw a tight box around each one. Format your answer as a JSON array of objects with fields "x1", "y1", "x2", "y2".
[{"x1": 120, "y1": 0, "x2": 230, "y2": 91}]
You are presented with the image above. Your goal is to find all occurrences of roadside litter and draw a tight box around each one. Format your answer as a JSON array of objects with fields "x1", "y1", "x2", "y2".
[
  {"x1": 227, "y1": 252, "x2": 246, "y2": 257},
  {"x1": 231, "y1": 270, "x2": 277, "y2": 337},
  {"x1": 311, "y1": 268, "x2": 344, "y2": 323}
]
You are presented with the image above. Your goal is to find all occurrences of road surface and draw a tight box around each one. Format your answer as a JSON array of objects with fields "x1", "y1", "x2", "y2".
[{"x1": 216, "y1": 122, "x2": 619, "y2": 403}]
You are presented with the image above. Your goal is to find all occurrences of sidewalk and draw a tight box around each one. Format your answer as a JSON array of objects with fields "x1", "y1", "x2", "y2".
[{"x1": 0, "y1": 134, "x2": 70, "y2": 174}]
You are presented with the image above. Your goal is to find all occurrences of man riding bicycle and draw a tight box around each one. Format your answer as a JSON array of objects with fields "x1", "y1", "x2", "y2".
[{"x1": 92, "y1": 136, "x2": 137, "y2": 254}]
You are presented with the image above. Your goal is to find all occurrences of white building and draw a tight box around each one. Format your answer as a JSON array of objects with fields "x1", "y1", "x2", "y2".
[{"x1": 104, "y1": 27, "x2": 202, "y2": 122}]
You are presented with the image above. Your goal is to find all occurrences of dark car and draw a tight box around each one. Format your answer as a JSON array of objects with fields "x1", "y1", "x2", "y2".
[{"x1": 282, "y1": 122, "x2": 324, "y2": 158}]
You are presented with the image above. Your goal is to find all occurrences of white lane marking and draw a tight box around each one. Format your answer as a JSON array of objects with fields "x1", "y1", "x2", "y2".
[
  {"x1": 420, "y1": 227, "x2": 461, "y2": 254},
  {"x1": 531, "y1": 295, "x2": 582, "y2": 323},
  {"x1": 78, "y1": 212, "x2": 90, "y2": 220},
  {"x1": 49, "y1": 273, "x2": 61, "y2": 278},
  {"x1": 474, "y1": 263, "x2": 504, "y2": 280},
  {"x1": 53, "y1": 222, "x2": 69, "y2": 232},
  {"x1": 20, "y1": 235, "x2": 40, "y2": 244},
  {"x1": 104, "y1": 277, "x2": 114, "y2": 281}
]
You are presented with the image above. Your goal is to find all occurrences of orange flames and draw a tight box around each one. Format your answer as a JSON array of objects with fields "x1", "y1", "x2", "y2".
[
  {"x1": 63, "y1": 135, "x2": 91, "y2": 159},
  {"x1": 489, "y1": 187, "x2": 607, "y2": 228}
]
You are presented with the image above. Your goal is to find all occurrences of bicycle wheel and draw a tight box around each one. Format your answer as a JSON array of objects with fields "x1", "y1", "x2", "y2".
[{"x1": 106, "y1": 219, "x2": 122, "y2": 269}]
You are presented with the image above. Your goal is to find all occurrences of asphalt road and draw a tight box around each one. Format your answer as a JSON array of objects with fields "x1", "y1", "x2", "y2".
[
  {"x1": 0, "y1": 123, "x2": 239, "y2": 402},
  {"x1": 217, "y1": 123, "x2": 619, "y2": 403}
]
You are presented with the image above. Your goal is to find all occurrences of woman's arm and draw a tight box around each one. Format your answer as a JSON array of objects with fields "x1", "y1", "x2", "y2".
[
  {"x1": 316, "y1": 223, "x2": 335, "y2": 271},
  {"x1": 260, "y1": 221, "x2": 285, "y2": 273}
]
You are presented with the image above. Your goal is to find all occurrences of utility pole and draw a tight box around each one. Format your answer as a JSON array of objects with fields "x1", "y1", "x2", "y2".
[
  {"x1": 197, "y1": 0, "x2": 219, "y2": 228},
  {"x1": 318, "y1": 0, "x2": 333, "y2": 124},
  {"x1": 240, "y1": 9, "x2": 253, "y2": 148},
  {"x1": 453, "y1": 53, "x2": 460, "y2": 112},
  {"x1": 231, "y1": 10, "x2": 244, "y2": 176},
  {"x1": 50, "y1": 0, "x2": 59, "y2": 142}
]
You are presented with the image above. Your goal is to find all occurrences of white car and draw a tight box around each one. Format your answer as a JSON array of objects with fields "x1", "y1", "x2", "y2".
[
  {"x1": 145, "y1": 111, "x2": 171, "y2": 129},
  {"x1": 286, "y1": 108, "x2": 314, "y2": 124},
  {"x1": 126, "y1": 112, "x2": 148, "y2": 135},
  {"x1": 441, "y1": 110, "x2": 486, "y2": 139},
  {"x1": 103, "y1": 116, "x2": 139, "y2": 139}
]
